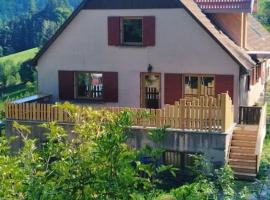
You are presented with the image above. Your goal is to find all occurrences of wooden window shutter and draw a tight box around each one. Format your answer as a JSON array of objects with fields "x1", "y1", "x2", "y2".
[
  {"x1": 164, "y1": 73, "x2": 183, "y2": 104},
  {"x1": 108, "y1": 17, "x2": 121, "y2": 46},
  {"x1": 103, "y1": 72, "x2": 118, "y2": 102},
  {"x1": 215, "y1": 75, "x2": 234, "y2": 101},
  {"x1": 256, "y1": 66, "x2": 259, "y2": 81},
  {"x1": 258, "y1": 65, "x2": 262, "y2": 80},
  {"x1": 250, "y1": 68, "x2": 255, "y2": 85},
  {"x1": 253, "y1": 68, "x2": 256, "y2": 84},
  {"x1": 143, "y1": 16, "x2": 155, "y2": 46},
  {"x1": 58, "y1": 71, "x2": 74, "y2": 100},
  {"x1": 246, "y1": 75, "x2": 250, "y2": 91}
]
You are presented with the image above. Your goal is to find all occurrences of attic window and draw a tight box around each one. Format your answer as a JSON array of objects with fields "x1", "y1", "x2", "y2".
[{"x1": 122, "y1": 17, "x2": 143, "y2": 45}]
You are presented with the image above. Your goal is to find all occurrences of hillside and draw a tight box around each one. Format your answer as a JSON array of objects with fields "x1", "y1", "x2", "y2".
[
  {"x1": 0, "y1": 48, "x2": 38, "y2": 64},
  {"x1": 0, "y1": 0, "x2": 81, "y2": 23},
  {"x1": 0, "y1": 0, "x2": 82, "y2": 57},
  {"x1": 0, "y1": 48, "x2": 39, "y2": 114}
]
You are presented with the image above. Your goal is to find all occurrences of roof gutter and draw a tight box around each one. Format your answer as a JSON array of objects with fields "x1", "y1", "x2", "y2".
[{"x1": 247, "y1": 51, "x2": 270, "y2": 59}]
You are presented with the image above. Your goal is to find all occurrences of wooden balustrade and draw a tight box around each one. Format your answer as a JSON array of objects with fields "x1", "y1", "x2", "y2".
[
  {"x1": 239, "y1": 106, "x2": 262, "y2": 125},
  {"x1": 5, "y1": 93, "x2": 234, "y2": 132}
]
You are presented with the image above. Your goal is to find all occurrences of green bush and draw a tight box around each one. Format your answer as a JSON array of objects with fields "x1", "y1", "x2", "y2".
[{"x1": 0, "y1": 103, "x2": 252, "y2": 199}]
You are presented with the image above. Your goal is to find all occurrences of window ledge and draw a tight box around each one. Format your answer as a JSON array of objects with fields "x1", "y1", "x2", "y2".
[
  {"x1": 119, "y1": 44, "x2": 144, "y2": 48},
  {"x1": 72, "y1": 99, "x2": 106, "y2": 104}
]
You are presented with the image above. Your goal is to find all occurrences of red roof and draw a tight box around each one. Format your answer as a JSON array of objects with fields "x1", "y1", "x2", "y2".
[{"x1": 194, "y1": 0, "x2": 254, "y2": 13}]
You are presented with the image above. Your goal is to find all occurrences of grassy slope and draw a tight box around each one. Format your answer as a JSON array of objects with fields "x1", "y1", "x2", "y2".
[
  {"x1": 0, "y1": 48, "x2": 39, "y2": 116},
  {"x1": 0, "y1": 48, "x2": 39, "y2": 64}
]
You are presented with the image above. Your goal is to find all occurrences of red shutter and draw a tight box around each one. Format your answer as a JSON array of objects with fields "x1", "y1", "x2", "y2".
[
  {"x1": 250, "y1": 69, "x2": 254, "y2": 85},
  {"x1": 250, "y1": 68, "x2": 256, "y2": 85},
  {"x1": 103, "y1": 72, "x2": 118, "y2": 102},
  {"x1": 258, "y1": 65, "x2": 262, "y2": 80},
  {"x1": 58, "y1": 71, "x2": 74, "y2": 100},
  {"x1": 108, "y1": 17, "x2": 121, "y2": 46},
  {"x1": 164, "y1": 73, "x2": 183, "y2": 104},
  {"x1": 246, "y1": 75, "x2": 250, "y2": 91},
  {"x1": 253, "y1": 68, "x2": 256, "y2": 84},
  {"x1": 143, "y1": 16, "x2": 155, "y2": 46},
  {"x1": 215, "y1": 75, "x2": 234, "y2": 101}
]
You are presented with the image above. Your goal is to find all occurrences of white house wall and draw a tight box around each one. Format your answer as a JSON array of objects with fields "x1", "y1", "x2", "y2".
[{"x1": 37, "y1": 9, "x2": 240, "y2": 116}]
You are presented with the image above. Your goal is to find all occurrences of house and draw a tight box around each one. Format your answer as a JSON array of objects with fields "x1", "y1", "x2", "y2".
[
  {"x1": 33, "y1": 0, "x2": 269, "y2": 120},
  {"x1": 6, "y1": 0, "x2": 270, "y2": 179}
]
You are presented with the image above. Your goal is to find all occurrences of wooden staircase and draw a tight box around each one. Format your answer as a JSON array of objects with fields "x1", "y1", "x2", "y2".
[{"x1": 228, "y1": 126, "x2": 258, "y2": 180}]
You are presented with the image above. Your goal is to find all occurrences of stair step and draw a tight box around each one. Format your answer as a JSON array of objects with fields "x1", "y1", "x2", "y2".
[
  {"x1": 230, "y1": 146, "x2": 255, "y2": 154},
  {"x1": 230, "y1": 153, "x2": 256, "y2": 160},
  {"x1": 231, "y1": 140, "x2": 256, "y2": 147},
  {"x1": 229, "y1": 159, "x2": 256, "y2": 167},
  {"x1": 234, "y1": 130, "x2": 258, "y2": 135},
  {"x1": 234, "y1": 172, "x2": 257, "y2": 181},
  {"x1": 230, "y1": 165, "x2": 257, "y2": 174},
  {"x1": 232, "y1": 135, "x2": 257, "y2": 141}
]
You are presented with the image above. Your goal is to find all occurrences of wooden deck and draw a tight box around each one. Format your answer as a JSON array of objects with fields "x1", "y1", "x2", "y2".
[{"x1": 5, "y1": 93, "x2": 234, "y2": 132}]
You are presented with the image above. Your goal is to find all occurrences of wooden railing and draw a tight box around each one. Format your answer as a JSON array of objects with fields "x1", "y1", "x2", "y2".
[
  {"x1": 5, "y1": 93, "x2": 234, "y2": 132},
  {"x1": 239, "y1": 106, "x2": 262, "y2": 125},
  {"x1": 255, "y1": 104, "x2": 267, "y2": 173}
]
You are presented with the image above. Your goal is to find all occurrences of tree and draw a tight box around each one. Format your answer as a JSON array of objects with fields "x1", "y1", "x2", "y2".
[
  {"x1": 0, "y1": 104, "x2": 251, "y2": 199},
  {"x1": 0, "y1": 61, "x2": 21, "y2": 88},
  {"x1": 19, "y1": 59, "x2": 35, "y2": 83},
  {"x1": 0, "y1": 0, "x2": 74, "y2": 56},
  {"x1": 0, "y1": 46, "x2": 3, "y2": 56},
  {"x1": 28, "y1": 0, "x2": 37, "y2": 16},
  {"x1": 0, "y1": 105, "x2": 170, "y2": 199}
]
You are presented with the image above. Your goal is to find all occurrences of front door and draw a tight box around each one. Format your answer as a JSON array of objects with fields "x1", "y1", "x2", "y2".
[{"x1": 141, "y1": 73, "x2": 161, "y2": 109}]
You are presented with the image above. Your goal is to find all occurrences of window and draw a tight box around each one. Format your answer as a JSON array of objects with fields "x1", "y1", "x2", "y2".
[
  {"x1": 163, "y1": 151, "x2": 200, "y2": 169},
  {"x1": 122, "y1": 17, "x2": 143, "y2": 45},
  {"x1": 184, "y1": 75, "x2": 215, "y2": 98},
  {"x1": 163, "y1": 151, "x2": 182, "y2": 168},
  {"x1": 75, "y1": 72, "x2": 103, "y2": 100},
  {"x1": 108, "y1": 16, "x2": 155, "y2": 46}
]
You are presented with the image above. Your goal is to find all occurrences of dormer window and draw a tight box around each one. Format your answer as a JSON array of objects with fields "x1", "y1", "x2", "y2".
[{"x1": 122, "y1": 17, "x2": 143, "y2": 45}]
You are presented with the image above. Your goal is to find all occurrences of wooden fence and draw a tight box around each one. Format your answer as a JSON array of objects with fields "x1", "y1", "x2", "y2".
[{"x1": 5, "y1": 93, "x2": 234, "y2": 132}]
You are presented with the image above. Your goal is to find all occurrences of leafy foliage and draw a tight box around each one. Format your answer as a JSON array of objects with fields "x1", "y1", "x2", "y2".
[
  {"x1": 0, "y1": 104, "x2": 252, "y2": 199},
  {"x1": 255, "y1": 0, "x2": 270, "y2": 31},
  {"x1": 0, "y1": 104, "x2": 171, "y2": 199},
  {"x1": 0, "y1": 61, "x2": 21, "y2": 88}
]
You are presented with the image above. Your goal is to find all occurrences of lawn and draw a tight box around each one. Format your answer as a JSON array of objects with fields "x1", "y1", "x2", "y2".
[
  {"x1": 0, "y1": 48, "x2": 39, "y2": 64},
  {"x1": 0, "y1": 48, "x2": 39, "y2": 120},
  {"x1": 0, "y1": 83, "x2": 37, "y2": 118}
]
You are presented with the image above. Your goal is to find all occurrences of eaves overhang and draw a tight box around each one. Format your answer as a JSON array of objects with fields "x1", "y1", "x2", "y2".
[{"x1": 194, "y1": 0, "x2": 255, "y2": 13}]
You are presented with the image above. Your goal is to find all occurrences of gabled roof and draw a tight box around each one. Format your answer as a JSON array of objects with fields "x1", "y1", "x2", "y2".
[
  {"x1": 194, "y1": 0, "x2": 254, "y2": 13},
  {"x1": 246, "y1": 14, "x2": 270, "y2": 52},
  {"x1": 181, "y1": 0, "x2": 255, "y2": 69},
  {"x1": 84, "y1": 0, "x2": 183, "y2": 9},
  {"x1": 34, "y1": 0, "x2": 256, "y2": 70}
]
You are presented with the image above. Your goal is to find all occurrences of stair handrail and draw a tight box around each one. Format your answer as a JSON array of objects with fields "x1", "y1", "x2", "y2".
[{"x1": 255, "y1": 103, "x2": 267, "y2": 173}]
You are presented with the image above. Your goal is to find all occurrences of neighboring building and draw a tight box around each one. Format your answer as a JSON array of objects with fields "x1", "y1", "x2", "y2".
[{"x1": 34, "y1": 0, "x2": 270, "y2": 121}]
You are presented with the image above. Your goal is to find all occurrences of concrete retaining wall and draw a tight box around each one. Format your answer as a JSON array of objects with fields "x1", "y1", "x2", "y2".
[{"x1": 6, "y1": 120, "x2": 234, "y2": 167}]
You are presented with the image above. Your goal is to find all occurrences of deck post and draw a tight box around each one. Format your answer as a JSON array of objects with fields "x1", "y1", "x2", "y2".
[{"x1": 221, "y1": 93, "x2": 233, "y2": 132}]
